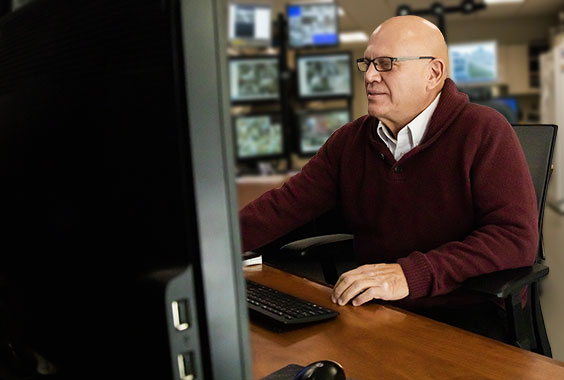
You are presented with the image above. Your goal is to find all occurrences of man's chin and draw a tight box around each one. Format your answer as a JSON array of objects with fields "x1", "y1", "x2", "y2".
[{"x1": 367, "y1": 107, "x2": 384, "y2": 118}]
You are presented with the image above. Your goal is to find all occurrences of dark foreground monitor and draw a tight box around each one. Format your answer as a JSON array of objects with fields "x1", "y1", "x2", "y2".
[{"x1": 0, "y1": 0, "x2": 251, "y2": 379}]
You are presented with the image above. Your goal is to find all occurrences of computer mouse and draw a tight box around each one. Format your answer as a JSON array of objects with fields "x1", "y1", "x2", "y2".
[{"x1": 294, "y1": 360, "x2": 346, "y2": 380}]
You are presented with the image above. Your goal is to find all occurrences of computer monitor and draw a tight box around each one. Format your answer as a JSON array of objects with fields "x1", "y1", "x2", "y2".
[
  {"x1": 228, "y1": 2, "x2": 272, "y2": 47},
  {"x1": 495, "y1": 97, "x2": 519, "y2": 115},
  {"x1": 287, "y1": 2, "x2": 339, "y2": 49},
  {"x1": 229, "y1": 56, "x2": 280, "y2": 103},
  {"x1": 297, "y1": 109, "x2": 351, "y2": 156},
  {"x1": 449, "y1": 41, "x2": 498, "y2": 85},
  {"x1": 233, "y1": 113, "x2": 285, "y2": 161},
  {"x1": 296, "y1": 52, "x2": 353, "y2": 100},
  {"x1": 0, "y1": 0, "x2": 251, "y2": 379}
]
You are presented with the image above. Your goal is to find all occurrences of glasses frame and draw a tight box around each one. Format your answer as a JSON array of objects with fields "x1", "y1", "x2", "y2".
[{"x1": 356, "y1": 56, "x2": 435, "y2": 72}]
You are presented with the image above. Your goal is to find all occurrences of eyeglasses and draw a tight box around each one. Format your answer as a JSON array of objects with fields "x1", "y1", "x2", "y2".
[{"x1": 356, "y1": 56, "x2": 435, "y2": 72}]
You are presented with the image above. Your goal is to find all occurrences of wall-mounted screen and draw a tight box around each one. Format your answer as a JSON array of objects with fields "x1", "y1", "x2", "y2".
[
  {"x1": 449, "y1": 41, "x2": 498, "y2": 85},
  {"x1": 287, "y1": 3, "x2": 339, "y2": 49},
  {"x1": 495, "y1": 97, "x2": 518, "y2": 114},
  {"x1": 297, "y1": 52, "x2": 352, "y2": 99},
  {"x1": 297, "y1": 109, "x2": 350, "y2": 155},
  {"x1": 233, "y1": 113, "x2": 284, "y2": 160},
  {"x1": 228, "y1": 3, "x2": 272, "y2": 46},
  {"x1": 229, "y1": 56, "x2": 279, "y2": 103}
]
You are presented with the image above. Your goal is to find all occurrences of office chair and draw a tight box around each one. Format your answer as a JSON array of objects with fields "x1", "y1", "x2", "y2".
[{"x1": 274, "y1": 124, "x2": 557, "y2": 357}]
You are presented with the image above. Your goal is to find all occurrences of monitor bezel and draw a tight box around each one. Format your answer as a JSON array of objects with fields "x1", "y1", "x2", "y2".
[
  {"x1": 228, "y1": 55, "x2": 281, "y2": 104},
  {"x1": 286, "y1": 2, "x2": 340, "y2": 49},
  {"x1": 295, "y1": 107, "x2": 351, "y2": 157},
  {"x1": 448, "y1": 40, "x2": 499, "y2": 86},
  {"x1": 227, "y1": 1, "x2": 273, "y2": 47},
  {"x1": 232, "y1": 112, "x2": 286, "y2": 162}
]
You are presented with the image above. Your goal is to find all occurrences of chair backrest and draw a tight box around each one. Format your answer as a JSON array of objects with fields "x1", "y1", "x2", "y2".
[{"x1": 512, "y1": 124, "x2": 557, "y2": 260}]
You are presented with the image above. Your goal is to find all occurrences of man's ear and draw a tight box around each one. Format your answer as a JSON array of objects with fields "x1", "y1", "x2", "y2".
[{"x1": 427, "y1": 59, "x2": 445, "y2": 91}]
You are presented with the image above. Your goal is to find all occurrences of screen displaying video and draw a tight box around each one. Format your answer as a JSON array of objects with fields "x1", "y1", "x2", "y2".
[
  {"x1": 298, "y1": 109, "x2": 350, "y2": 155},
  {"x1": 228, "y1": 3, "x2": 272, "y2": 46},
  {"x1": 229, "y1": 57, "x2": 279, "y2": 102},
  {"x1": 449, "y1": 41, "x2": 498, "y2": 85},
  {"x1": 297, "y1": 53, "x2": 352, "y2": 99},
  {"x1": 287, "y1": 3, "x2": 338, "y2": 48},
  {"x1": 234, "y1": 114, "x2": 284, "y2": 159}
]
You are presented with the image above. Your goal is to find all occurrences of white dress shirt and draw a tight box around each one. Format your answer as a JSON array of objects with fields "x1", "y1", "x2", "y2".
[{"x1": 377, "y1": 93, "x2": 441, "y2": 161}]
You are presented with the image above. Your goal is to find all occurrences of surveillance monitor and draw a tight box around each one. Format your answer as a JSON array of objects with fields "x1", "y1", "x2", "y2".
[
  {"x1": 297, "y1": 108, "x2": 351, "y2": 156},
  {"x1": 233, "y1": 113, "x2": 285, "y2": 161},
  {"x1": 229, "y1": 56, "x2": 280, "y2": 103},
  {"x1": 287, "y1": 2, "x2": 339, "y2": 49},
  {"x1": 297, "y1": 52, "x2": 353, "y2": 100},
  {"x1": 228, "y1": 2, "x2": 272, "y2": 46},
  {"x1": 449, "y1": 40, "x2": 498, "y2": 85}
]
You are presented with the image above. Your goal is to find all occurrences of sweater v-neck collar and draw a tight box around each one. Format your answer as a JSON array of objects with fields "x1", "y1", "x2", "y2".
[
  {"x1": 419, "y1": 78, "x2": 469, "y2": 146},
  {"x1": 369, "y1": 78, "x2": 469, "y2": 163}
]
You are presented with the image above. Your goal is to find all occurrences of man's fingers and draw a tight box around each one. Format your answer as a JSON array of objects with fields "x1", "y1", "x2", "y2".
[
  {"x1": 332, "y1": 272, "x2": 373, "y2": 303},
  {"x1": 333, "y1": 267, "x2": 365, "y2": 290},
  {"x1": 352, "y1": 288, "x2": 379, "y2": 306},
  {"x1": 339, "y1": 280, "x2": 381, "y2": 306}
]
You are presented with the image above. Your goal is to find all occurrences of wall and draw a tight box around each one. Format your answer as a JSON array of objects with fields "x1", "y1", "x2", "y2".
[{"x1": 447, "y1": 15, "x2": 554, "y2": 44}]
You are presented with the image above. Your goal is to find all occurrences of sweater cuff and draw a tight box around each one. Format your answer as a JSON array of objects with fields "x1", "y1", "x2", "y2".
[{"x1": 397, "y1": 253, "x2": 433, "y2": 299}]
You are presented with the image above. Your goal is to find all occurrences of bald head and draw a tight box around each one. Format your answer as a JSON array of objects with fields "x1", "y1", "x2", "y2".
[
  {"x1": 363, "y1": 16, "x2": 449, "y2": 133},
  {"x1": 370, "y1": 16, "x2": 449, "y2": 85}
]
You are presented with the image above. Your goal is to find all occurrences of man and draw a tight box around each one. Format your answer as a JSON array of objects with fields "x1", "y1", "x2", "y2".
[{"x1": 239, "y1": 16, "x2": 537, "y2": 330}]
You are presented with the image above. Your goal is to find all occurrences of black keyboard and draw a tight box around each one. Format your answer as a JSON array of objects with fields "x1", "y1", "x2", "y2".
[{"x1": 245, "y1": 280, "x2": 339, "y2": 327}]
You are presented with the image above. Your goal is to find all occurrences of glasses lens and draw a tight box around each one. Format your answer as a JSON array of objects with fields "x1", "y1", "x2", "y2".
[
  {"x1": 376, "y1": 57, "x2": 392, "y2": 71},
  {"x1": 357, "y1": 59, "x2": 368, "y2": 72}
]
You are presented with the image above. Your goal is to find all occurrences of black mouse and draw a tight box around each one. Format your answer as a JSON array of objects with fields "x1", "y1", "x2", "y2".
[{"x1": 294, "y1": 360, "x2": 346, "y2": 380}]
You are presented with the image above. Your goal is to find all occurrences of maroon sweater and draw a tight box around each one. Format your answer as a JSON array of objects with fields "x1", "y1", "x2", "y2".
[{"x1": 239, "y1": 79, "x2": 538, "y2": 299}]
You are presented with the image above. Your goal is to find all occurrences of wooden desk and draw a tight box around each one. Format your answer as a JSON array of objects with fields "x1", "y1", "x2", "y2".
[
  {"x1": 246, "y1": 265, "x2": 564, "y2": 380},
  {"x1": 236, "y1": 174, "x2": 293, "y2": 209}
]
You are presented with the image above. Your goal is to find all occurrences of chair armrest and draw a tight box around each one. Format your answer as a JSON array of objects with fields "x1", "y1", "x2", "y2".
[
  {"x1": 462, "y1": 264, "x2": 549, "y2": 299},
  {"x1": 280, "y1": 234, "x2": 353, "y2": 256}
]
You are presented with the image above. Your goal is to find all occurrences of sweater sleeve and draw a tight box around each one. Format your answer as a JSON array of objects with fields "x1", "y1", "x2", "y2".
[
  {"x1": 398, "y1": 114, "x2": 539, "y2": 298},
  {"x1": 238, "y1": 125, "x2": 350, "y2": 252}
]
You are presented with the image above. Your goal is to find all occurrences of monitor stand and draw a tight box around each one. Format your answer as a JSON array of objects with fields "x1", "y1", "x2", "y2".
[
  {"x1": 257, "y1": 161, "x2": 276, "y2": 175},
  {"x1": 237, "y1": 161, "x2": 279, "y2": 176}
]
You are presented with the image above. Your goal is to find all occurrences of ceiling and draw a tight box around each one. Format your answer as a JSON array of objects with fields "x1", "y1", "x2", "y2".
[{"x1": 269, "y1": 0, "x2": 564, "y2": 34}]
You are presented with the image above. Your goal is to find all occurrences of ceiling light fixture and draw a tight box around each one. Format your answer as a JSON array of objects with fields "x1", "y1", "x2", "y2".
[
  {"x1": 339, "y1": 31, "x2": 369, "y2": 43},
  {"x1": 484, "y1": 0, "x2": 524, "y2": 4},
  {"x1": 396, "y1": 1, "x2": 486, "y2": 41}
]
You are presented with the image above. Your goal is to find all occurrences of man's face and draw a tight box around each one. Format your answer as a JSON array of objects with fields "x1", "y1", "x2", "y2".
[{"x1": 363, "y1": 34, "x2": 430, "y2": 126}]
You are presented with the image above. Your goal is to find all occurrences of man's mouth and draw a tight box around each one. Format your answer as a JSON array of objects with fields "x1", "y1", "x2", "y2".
[{"x1": 367, "y1": 90, "x2": 387, "y2": 98}]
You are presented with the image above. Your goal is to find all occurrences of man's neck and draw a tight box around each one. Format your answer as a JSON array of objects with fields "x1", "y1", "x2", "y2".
[{"x1": 382, "y1": 93, "x2": 440, "y2": 138}]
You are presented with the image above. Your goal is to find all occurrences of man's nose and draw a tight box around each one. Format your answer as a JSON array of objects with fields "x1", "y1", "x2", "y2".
[{"x1": 365, "y1": 62, "x2": 382, "y2": 83}]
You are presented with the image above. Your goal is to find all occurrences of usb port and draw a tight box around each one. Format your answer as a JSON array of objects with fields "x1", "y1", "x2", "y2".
[
  {"x1": 171, "y1": 299, "x2": 190, "y2": 331},
  {"x1": 177, "y1": 352, "x2": 195, "y2": 380}
]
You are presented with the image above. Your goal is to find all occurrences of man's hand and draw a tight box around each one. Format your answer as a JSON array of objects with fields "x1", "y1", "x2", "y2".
[{"x1": 331, "y1": 264, "x2": 409, "y2": 306}]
